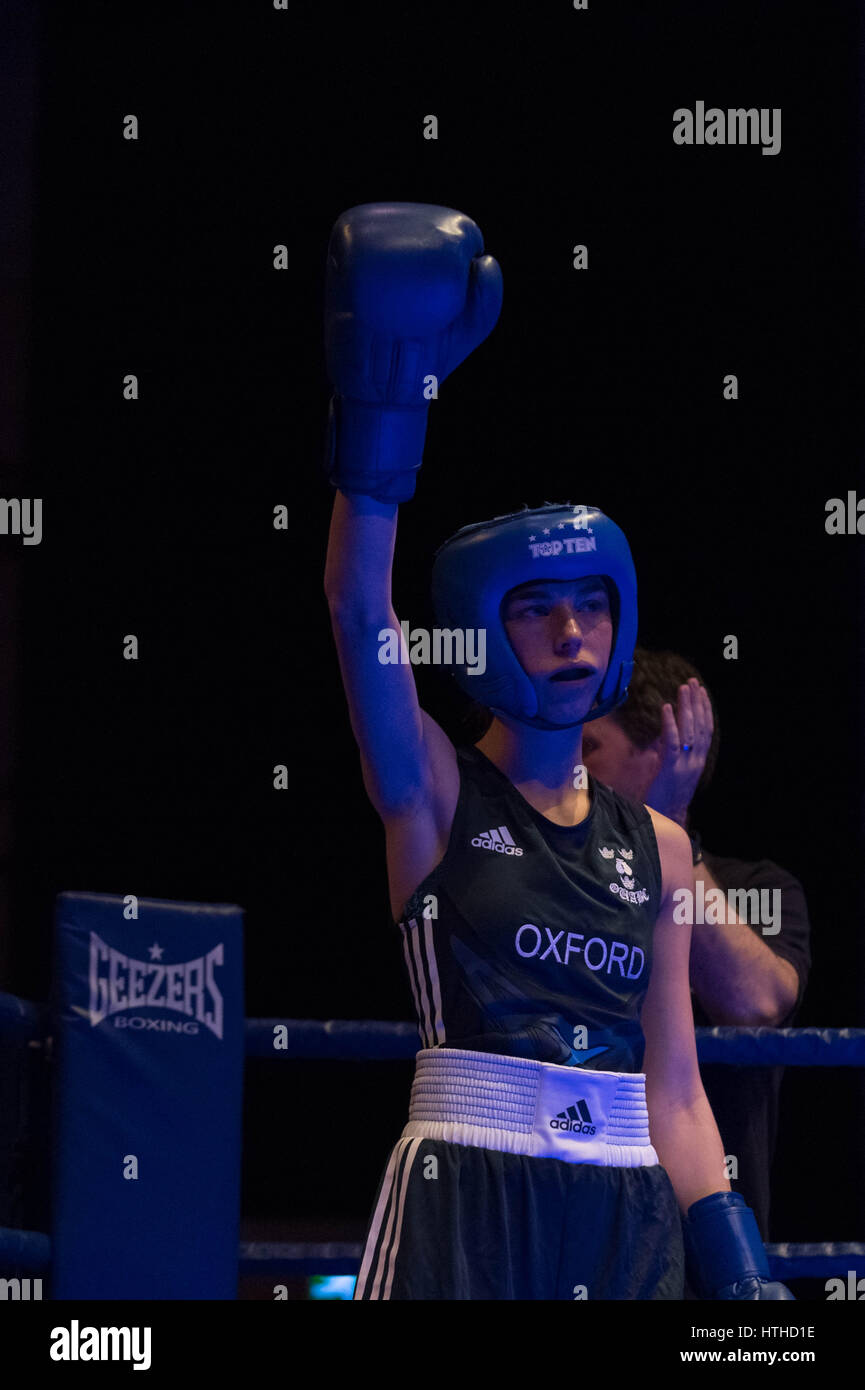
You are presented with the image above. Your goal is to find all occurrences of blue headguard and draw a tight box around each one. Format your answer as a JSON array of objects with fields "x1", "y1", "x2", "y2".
[{"x1": 430, "y1": 503, "x2": 637, "y2": 730}]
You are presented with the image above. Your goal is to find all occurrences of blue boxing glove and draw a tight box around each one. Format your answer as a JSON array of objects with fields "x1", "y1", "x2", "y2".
[
  {"x1": 324, "y1": 202, "x2": 503, "y2": 502},
  {"x1": 683, "y1": 1191, "x2": 795, "y2": 1300}
]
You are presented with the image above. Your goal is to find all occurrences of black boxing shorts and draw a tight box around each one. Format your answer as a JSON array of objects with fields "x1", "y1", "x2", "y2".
[{"x1": 353, "y1": 1048, "x2": 685, "y2": 1300}]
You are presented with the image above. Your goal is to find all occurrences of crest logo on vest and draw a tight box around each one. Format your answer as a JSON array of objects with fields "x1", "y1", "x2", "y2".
[{"x1": 598, "y1": 845, "x2": 650, "y2": 905}]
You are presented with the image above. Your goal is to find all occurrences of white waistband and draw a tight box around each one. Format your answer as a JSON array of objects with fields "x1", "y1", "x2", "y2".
[{"x1": 401, "y1": 1047, "x2": 658, "y2": 1168}]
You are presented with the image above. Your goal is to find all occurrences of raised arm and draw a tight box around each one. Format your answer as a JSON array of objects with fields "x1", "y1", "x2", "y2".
[
  {"x1": 324, "y1": 489, "x2": 433, "y2": 816},
  {"x1": 320, "y1": 203, "x2": 502, "y2": 831}
]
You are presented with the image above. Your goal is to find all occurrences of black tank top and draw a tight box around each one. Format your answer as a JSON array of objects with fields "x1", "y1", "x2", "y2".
[{"x1": 397, "y1": 745, "x2": 663, "y2": 1073}]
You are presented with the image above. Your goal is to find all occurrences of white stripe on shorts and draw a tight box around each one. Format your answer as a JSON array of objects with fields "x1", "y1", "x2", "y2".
[{"x1": 354, "y1": 1135, "x2": 423, "y2": 1300}]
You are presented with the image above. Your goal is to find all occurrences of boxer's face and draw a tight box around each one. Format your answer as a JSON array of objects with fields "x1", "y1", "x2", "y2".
[
  {"x1": 581, "y1": 714, "x2": 662, "y2": 802},
  {"x1": 502, "y1": 577, "x2": 613, "y2": 726}
]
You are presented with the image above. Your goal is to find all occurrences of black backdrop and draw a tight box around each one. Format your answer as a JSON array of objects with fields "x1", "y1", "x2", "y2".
[{"x1": 13, "y1": 0, "x2": 864, "y2": 1245}]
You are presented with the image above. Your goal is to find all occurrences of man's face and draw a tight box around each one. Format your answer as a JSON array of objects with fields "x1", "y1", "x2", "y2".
[{"x1": 581, "y1": 713, "x2": 662, "y2": 803}]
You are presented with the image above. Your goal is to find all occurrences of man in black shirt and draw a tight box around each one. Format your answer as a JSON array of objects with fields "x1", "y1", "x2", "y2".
[{"x1": 581, "y1": 648, "x2": 812, "y2": 1240}]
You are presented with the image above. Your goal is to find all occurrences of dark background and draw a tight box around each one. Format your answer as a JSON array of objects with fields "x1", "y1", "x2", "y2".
[{"x1": 2, "y1": 0, "x2": 862, "y2": 1247}]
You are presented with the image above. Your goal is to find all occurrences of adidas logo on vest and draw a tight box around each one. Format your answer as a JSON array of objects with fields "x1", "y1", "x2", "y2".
[{"x1": 471, "y1": 825, "x2": 524, "y2": 856}]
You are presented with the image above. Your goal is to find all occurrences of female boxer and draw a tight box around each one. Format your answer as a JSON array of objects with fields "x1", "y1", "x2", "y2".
[{"x1": 323, "y1": 202, "x2": 793, "y2": 1301}]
